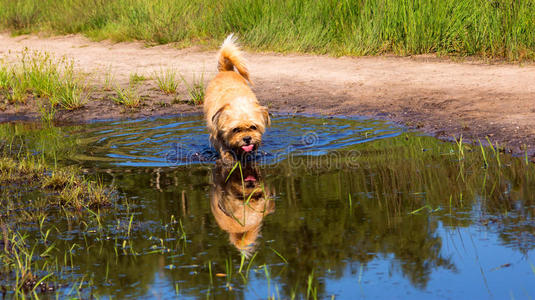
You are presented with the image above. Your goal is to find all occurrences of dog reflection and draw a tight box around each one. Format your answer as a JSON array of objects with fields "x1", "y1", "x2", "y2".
[{"x1": 210, "y1": 161, "x2": 274, "y2": 256}]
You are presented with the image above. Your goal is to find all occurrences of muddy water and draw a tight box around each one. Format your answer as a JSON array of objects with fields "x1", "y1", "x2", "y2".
[{"x1": 2, "y1": 114, "x2": 535, "y2": 299}]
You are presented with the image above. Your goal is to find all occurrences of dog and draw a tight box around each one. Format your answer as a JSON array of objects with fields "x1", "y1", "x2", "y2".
[
  {"x1": 204, "y1": 34, "x2": 270, "y2": 161},
  {"x1": 210, "y1": 161, "x2": 275, "y2": 256}
]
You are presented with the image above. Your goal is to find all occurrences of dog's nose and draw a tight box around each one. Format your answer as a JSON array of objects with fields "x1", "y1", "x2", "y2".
[{"x1": 243, "y1": 136, "x2": 252, "y2": 144}]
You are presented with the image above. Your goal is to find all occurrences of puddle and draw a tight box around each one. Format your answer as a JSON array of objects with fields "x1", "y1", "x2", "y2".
[
  {"x1": 66, "y1": 115, "x2": 400, "y2": 167},
  {"x1": 1, "y1": 114, "x2": 535, "y2": 299}
]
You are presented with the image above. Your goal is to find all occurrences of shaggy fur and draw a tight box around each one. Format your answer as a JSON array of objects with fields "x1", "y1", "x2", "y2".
[
  {"x1": 204, "y1": 34, "x2": 270, "y2": 161},
  {"x1": 210, "y1": 162, "x2": 274, "y2": 256}
]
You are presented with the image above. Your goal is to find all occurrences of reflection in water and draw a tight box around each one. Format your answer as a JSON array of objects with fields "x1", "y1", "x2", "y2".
[
  {"x1": 210, "y1": 161, "x2": 275, "y2": 257},
  {"x1": 1, "y1": 116, "x2": 535, "y2": 299}
]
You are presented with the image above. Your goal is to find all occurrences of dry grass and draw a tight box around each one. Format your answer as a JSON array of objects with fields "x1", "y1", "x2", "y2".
[{"x1": 1, "y1": 157, "x2": 112, "y2": 209}]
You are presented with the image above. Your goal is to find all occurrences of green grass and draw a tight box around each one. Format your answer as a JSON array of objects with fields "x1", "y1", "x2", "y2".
[
  {"x1": 0, "y1": 122, "x2": 113, "y2": 212},
  {"x1": 103, "y1": 66, "x2": 116, "y2": 91},
  {"x1": 0, "y1": 227, "x2": 46, "y2": 296},
  {"x1": 181, "y1": 73, "x2": 205, "y2": 105},
  {"x1": 1, "y1": 0, "x2": 534, "y2": 60},
  {"x1": 129, "y1": 72, "x2": 147, "y2": 86},
  {"x1": 154, "y1": 68, "x2": 179, "y2": 94},
  {"x1": 112, "y1": 84, "x2": 142, "y2": 108},
  {"x1": 0, "y1": 50, "x2": 91, "y2": 111},
  {"x1": 0, "y1": 156, "x2": 112, "y2": 210}
]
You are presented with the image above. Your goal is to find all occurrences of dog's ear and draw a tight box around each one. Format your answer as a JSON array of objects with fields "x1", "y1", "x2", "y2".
[
  {"x1": 212, "y1": 104, "x2": 229, "y2": 126},
  {"x1": 261, "y1": 106, "x2": 271, "y2": 127}
]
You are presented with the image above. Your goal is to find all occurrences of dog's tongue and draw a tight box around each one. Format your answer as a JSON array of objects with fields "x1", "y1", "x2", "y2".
[
  {"x1": 244, "y1": 175, "x2": 256, "y2": 182},
  {"x1": 241, "y1": 145, "x2": 254, "y2": 152}
]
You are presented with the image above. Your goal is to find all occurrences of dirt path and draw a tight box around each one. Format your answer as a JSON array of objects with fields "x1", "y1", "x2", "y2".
[{"x1": 1, "y1": 33, "x2": 534, "y2": 157}]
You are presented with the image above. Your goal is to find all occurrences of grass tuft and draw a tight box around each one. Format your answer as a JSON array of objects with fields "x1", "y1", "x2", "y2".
[
  {"x1": 112, "y1": 84, "x2": 142, "y2": 108},
  {"x1": 1, "y1": 157, "x2": 112, "y2": 209},
  {"x1": 0, "y1": 50, "x2": 91, "y2": 112},
  {"x1": 154, "y1": 68, "x2": 179, "y2": 94},
  {"x1": 180, "y1": 73, "x2": 205, "y2": 105},
  {"x1": 129, "y1": 72, "x2": 147, "y2": 86},
  {"x1": 103, "y1": 66, "x2": 116, "y2": 91}
]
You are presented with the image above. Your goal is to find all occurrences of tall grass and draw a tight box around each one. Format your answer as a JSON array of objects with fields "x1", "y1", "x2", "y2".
[
  {"x1": 0, "y1": 0, "x2": 534, "y2": 60},
  {"x1": 0, "y1": 50, "x2": 91, "y2": 110}
]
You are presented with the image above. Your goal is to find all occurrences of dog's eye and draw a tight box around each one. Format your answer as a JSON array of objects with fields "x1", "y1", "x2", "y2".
[
  {"x1": 250, "y1": 125, "x2": 257, "y2": 130},
  {"x1": 233, "y1": 128, "x2": 241, "y2": 133}
]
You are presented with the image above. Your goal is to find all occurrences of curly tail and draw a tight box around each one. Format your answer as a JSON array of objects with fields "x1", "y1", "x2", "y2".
[{"x1": 217, "y1": 34, "x2": 251, "y2": 84}]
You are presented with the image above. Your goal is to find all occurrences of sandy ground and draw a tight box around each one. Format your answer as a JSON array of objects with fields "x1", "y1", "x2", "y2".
[{"x1": 1, "y1": 33, "x2": 534, "y2": 157}]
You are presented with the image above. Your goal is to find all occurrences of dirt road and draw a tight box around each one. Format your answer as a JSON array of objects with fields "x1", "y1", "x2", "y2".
[{"x1": 1, "y1": 33, "x2": 534, "y2": 156}]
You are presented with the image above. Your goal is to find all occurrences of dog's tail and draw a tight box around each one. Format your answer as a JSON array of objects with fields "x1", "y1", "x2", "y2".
[{"x1": 217, "y1": 33, "x2": 251, "y2": 84}]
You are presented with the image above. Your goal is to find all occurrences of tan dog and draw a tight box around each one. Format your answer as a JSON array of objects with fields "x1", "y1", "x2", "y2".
[
  {"x1": 204, "y1": 34, "x2": 270, "y2": 161},
  {"x1": 210, "y1": 161, "x2": 274, "y2": 257}
]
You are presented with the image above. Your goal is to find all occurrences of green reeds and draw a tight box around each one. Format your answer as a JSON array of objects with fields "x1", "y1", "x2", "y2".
[
  {"x1": 0, "y1": 50, "x2": 91, "y2": 112},
  {"x1": 485, "y1": 136, "x2": 502, "y2": 168},
  {"x1": 1, "y1": 0, "x2": 534, "y2": 60},
  {"x1": 479, "y1": 139, "x2": 488, "y2": 168},
  {"x1": 270, "y1": 247, "x2": 288, "y2": 264},
  {"x1": 245, "y1": 252, "x2": 257, "y2": 279},
  {"x1": 307, "y1": 271, "x2": 318, "y2": 300},
  {"x1": 225, "y1": 256, "x2": 233, "y2": 290},
  {"x1": 0, "y1": 225, "x2": 56, "y2": 296}
]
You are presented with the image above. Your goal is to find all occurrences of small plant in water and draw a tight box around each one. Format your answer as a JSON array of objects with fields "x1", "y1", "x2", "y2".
[
  {"x1": 307, "y1": 271, "x2": 318, "y2": 300},
  {"x1": 1, "y1": 156, "x2": 113, "y2": 210},
  {"x1": 38, "y1": 99, "x2": 56, "y2": 123}
]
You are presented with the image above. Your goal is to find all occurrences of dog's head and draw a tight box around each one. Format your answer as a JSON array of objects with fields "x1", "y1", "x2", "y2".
[
  {"x1": 211, "y1": 100, "x2": 270, "y2": 156},
  {"x1": 210, "y1": 161, "x2": 275, "y2": 256}
]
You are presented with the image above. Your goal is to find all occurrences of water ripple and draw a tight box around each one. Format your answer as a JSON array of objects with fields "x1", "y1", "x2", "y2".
[{"x1": 67, "y1": 114, "x2": 402, "y2": 167}]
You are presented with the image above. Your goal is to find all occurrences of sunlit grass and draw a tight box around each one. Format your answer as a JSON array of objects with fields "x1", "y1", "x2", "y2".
[
  {"x1": 181, "y1": 73, "x2": 205, "y2": 105},
  {"x1": 112, "y1": 84, "x2": 142, "y2": 108},
  {"x1": 0, "y1": 50, "x2": 91, "y2": 112},
  {"x1": 103, "y1": 66, "x2": 116, "y2": 91},
  {"x1": 0, "y1": 0, "x2": 534, "y2": 60},
  {"x1": 129, "y1": 72, "x2": 147, "y2": 86},
  {"x1": 0, "y1": 227, "x2": 52, "y2": 296},
  {"x1": 154, "y1": 68, "x2": 179, "y2": 94}
]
